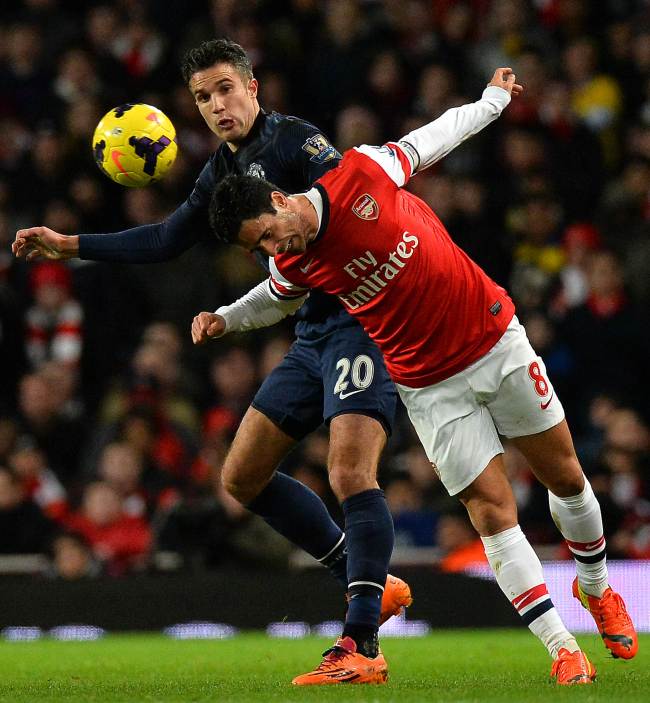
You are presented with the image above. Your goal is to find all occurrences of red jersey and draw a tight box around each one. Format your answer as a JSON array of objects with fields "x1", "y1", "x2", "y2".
[{"x1": 270, "y1": 143, "x2": 514, "y2": 388}]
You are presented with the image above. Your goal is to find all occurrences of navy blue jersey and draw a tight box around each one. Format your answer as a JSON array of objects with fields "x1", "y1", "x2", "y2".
[{"x1": 78, "y1": 110, "x2": 349, "y2": 329}]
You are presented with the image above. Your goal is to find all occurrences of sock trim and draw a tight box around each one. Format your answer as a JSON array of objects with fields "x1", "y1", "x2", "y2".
[
  {"x1": 512, "y1": 584, "x2": 548, "y2": 611},
  {"x1": 551, "y1": 478, "x2": 590, "y2": 509},
  {"x1": 521, "y1": 599, "x2": 555, "y2": 626},
  {"x1": 565, "y1": 536, "x2": 605, "y2": 554},
  {"x1": 572, "y1": 548, "x2": 606, "y2": 564},
  {"x1": 481, "y1": 524, "x2": 523, "y2": 554},
  {"x1": 316, "y1": 533, "x2": 346, "y2": 563},
  {"x1": 348, "y1": 580, "x2": 384, "y2": 591}
]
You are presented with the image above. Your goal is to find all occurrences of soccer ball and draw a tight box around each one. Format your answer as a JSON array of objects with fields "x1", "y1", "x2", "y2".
[{"x1": 92, "y1": 103, "x2": 178, "y2": 187}]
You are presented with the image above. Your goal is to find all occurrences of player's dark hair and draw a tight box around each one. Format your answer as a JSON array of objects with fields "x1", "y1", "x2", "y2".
[
  {"x1": 209, "y1": 175, "x2": 278, "y2": 244},
  {"x1": 181, "y1": 38, "x2": 253, "y2": 84}
]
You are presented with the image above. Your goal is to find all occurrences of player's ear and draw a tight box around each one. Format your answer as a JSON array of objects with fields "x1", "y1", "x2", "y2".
[
  {"x1": 270, "y1": 190, "x2": 287, "y2": 210},
  {"x1": 248, "y1": 78, "x2": 258, "y2": 98}
]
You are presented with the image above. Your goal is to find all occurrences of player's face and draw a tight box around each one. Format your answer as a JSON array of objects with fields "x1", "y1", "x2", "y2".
[
  {"x1": 190, "y1": 62, "x2": 259, "y2": 147},
  {"x1": 237, "y1": 194, "x2": 313, "y2": 257}
]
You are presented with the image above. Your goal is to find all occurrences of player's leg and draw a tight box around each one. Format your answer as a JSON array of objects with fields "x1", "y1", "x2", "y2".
[
  {"x1": 291, "y1": 413, "x2": 394, "y2": 686},
  {"x1": 511, "y1": 421, "x2": 638, "y2": 659},
  {"x1": 221, "y1": 406, "x2": 296, "y2": 504},
  {"x1": 292, "y1": 328, "x2": 403, "y2": 686},
  {"x1": 328, "y1": 413, "x2": 393, "y2": 656},
  {"x1": 222, "y1": 343, "x2": 348, "y2": 587},
  {"x1": 397, "y1": 376, "x2": 594, "y2": 684},
  {"x1": 323, "y1": 331, "x2": 404, "y2": 655},
  {"x1": 488, "y1": 317, "x2": 637, "y2": 659},
  {"x1": 510, "y1": 421, "x2": 605, "y2": 594},
  {"x1": 459, "y1": 455, "x2": 586, "y2": 663},
  {"x1": 292, "y1": 412, "x2": 393, "y2": 686}
]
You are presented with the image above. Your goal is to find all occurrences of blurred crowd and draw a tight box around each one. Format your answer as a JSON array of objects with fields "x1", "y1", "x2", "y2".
[{"x1": 1, "y1": 0, "x2": 649, "y2": 579}]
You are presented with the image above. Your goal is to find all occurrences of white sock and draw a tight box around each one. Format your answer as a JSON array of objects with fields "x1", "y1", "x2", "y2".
[
  {"x1": 482, "y1": 525, "x2": 578, "y2": 659},
  {"x1": 548, "y1": 478, "x2": 608, "y2": 598}
]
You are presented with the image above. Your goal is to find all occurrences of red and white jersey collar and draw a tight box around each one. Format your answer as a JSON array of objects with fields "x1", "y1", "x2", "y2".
[{"x1": 304, "y1": 187, "x2": 323, "y2": 229}]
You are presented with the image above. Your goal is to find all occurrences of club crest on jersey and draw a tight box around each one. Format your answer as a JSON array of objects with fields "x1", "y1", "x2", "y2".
[
  {"x1": 352, "y1": 194, "x2": 379, "y2": 220},
  {"x1": 301, "y1": 134, "x2": 339, "y2": 164},
  {"x1": 247, "y1": 162, "x2": 266, "y2": 179}
]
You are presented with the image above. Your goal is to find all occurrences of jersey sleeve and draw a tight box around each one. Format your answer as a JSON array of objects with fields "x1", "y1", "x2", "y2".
[
  {"x1": 268, "y1": 259, "x2": 310, "y2": 301},
  {"x1": 276, "y1": 119, "x2": 341, "y2": 189},
  {"x1": 215, "y1": 280, "x2": 307, "y2": 334},
  {"x1": 78, "y1": 156, "x2": 217, "y2": 263},
  {"x1": 398, "y1": 85, "x2": 511, "y2": 173},
  {"x1": 351, "y1": 86, "x2": 511, "y2": 189},
  {"x1": 353, "y1": 143, "x2": 416, "y2": 187}
]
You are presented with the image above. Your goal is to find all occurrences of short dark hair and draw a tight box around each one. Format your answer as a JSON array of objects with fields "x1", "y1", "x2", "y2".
[
  {"x1": 181, "y1": 38, "x2": 253, "y2": 85},
  {"x1": 209, "y1": 175, "x2": 278, "y2": 244}
]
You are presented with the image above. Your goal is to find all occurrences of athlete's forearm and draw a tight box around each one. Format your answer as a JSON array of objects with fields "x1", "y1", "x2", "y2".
[
  {"x1": 399, "y1": 86, "x2": 511, "y2": 173},
  {"x1": 78, "y1": 221, "x2": 199, "y2": 263},
  {"x1": 216, "y1": 279, "x2": 308, "y2": 334}
]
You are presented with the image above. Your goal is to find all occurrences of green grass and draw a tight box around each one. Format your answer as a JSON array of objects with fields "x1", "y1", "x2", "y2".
[{"x1": 0, "y1": 631, "x2": 647, "y2": 702}]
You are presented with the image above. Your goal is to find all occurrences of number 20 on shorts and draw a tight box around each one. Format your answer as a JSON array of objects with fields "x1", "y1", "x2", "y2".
[{"x1": 334, "y1": 355, "x2": 375, "y2": 397}]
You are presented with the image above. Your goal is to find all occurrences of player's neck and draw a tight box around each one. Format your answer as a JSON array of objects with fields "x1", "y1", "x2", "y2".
[{"x1": 295, "y1": 194, "x2": 320, "y2": 243}]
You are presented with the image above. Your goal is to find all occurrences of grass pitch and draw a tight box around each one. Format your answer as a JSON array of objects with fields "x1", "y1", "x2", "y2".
[{"x1": 0, "y1": 630, "x2": 647, "y2": 702}]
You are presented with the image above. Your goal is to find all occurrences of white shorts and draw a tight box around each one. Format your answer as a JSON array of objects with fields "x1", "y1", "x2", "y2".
[{"x1": 396, "y1": 316, "x2": 565, "y2": 496}]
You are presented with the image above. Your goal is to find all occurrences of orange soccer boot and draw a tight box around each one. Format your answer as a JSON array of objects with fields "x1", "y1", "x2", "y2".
[
  {"x1": 550, "y1": 648, "x2": 596, "y2": 685},
  {"x1": 572, "y1": 578, "x2": 638, "y2": 659},
  {"x1": 291, "y1": 636, "x2": 388, "y2": 686},
  {"x1": 379, "y1": 574, "x2": 413, "y2": 625}
]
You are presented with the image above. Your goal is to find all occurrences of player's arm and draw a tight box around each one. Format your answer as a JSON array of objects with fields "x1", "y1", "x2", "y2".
[
  {"x1": 355, "y1": 68, "x2": 522, "y2": 186},
  {"x1": 13, "y1": 158, "x2": 217, "y2": 263},
  {"x1": 400, "y1": 68, "x2": 522, "y2": 173},
  {"x1": 191, "y1": 276, "x2": 309, "y2": 345}
]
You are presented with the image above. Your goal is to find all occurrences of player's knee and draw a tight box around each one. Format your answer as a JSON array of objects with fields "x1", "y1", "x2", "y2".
[
  {"x1": 328, "y1": 462, "x2": 377, "y2": 503},
  {"x1": 460, "y1": 494, "x2": 517, "y2": 536},
  {"x1": 546, "y1": 462, "x2": 585, "y2": 498},
  {"x1": 221, "y1": 459, "x2": 260, "y2": 505}
]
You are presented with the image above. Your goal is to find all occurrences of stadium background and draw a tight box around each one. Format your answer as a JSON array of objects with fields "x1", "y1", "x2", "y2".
[{"x1": 0, "y1": 0, "x2": 649, "y2": 633}]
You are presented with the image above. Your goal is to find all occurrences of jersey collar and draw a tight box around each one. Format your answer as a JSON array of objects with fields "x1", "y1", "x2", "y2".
[{"x1": 304, "y1": 184, "x2": 330, "y2": 243}]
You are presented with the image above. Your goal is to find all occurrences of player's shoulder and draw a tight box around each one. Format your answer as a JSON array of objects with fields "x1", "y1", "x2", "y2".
[
  {"x1": 264, "y1": 110, "x2": 322, "y2": 136},
  {"x1": 266, "y1": 112, "x2": 338, "y2": 162}
]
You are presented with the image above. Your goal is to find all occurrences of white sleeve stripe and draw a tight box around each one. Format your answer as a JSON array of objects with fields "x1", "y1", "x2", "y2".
[
  {"x1": 268, "y1": 276, "x2": 306, "y2": 300},
  {"x1": 353, "y1": 144, "x2": 410, "y2": 187},
  {"x1": 269, "y1": 257, "x2": 294, "y2": 287},
  {"x1": 268, "y1": 258, "x2": 309, "y2": 301}
]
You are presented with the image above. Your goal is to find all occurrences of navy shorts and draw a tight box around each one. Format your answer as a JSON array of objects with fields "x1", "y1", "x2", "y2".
[{"x1": 252, "y1": 325, "x2": 397, "y2": 441}]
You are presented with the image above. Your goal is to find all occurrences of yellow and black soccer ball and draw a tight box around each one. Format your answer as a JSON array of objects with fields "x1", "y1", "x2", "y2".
[{"x1": 92, "y1": 103, "x2": 178, "y2": 187}]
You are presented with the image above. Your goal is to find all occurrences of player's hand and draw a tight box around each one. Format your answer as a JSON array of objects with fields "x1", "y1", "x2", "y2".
[
  {"x1": 191, "y1": 312, "x2": 226, "y2": 345},
  {"x1": 488, "y1": 68, "x2": 523, "y2": 97},
  {"x1": 12, "y1": 226, "x2": 79, "y2": 261}
]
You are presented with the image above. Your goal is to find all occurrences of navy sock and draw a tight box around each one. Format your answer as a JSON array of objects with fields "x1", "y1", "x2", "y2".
[
  {"x1": 342, "y1": 488, "x2": 394, "y2": 637},
  {"x1": 246, "y1": 472, "x2": 347, "y2": 587}
]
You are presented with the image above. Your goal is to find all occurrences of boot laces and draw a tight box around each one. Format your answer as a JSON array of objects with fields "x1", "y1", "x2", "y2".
[
  {"x1": 600, "y1": 591, "x2": 630, "y2": 626},
  {"x1": 316, "y1": 644, "x2": 351, "y2": 671}
]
